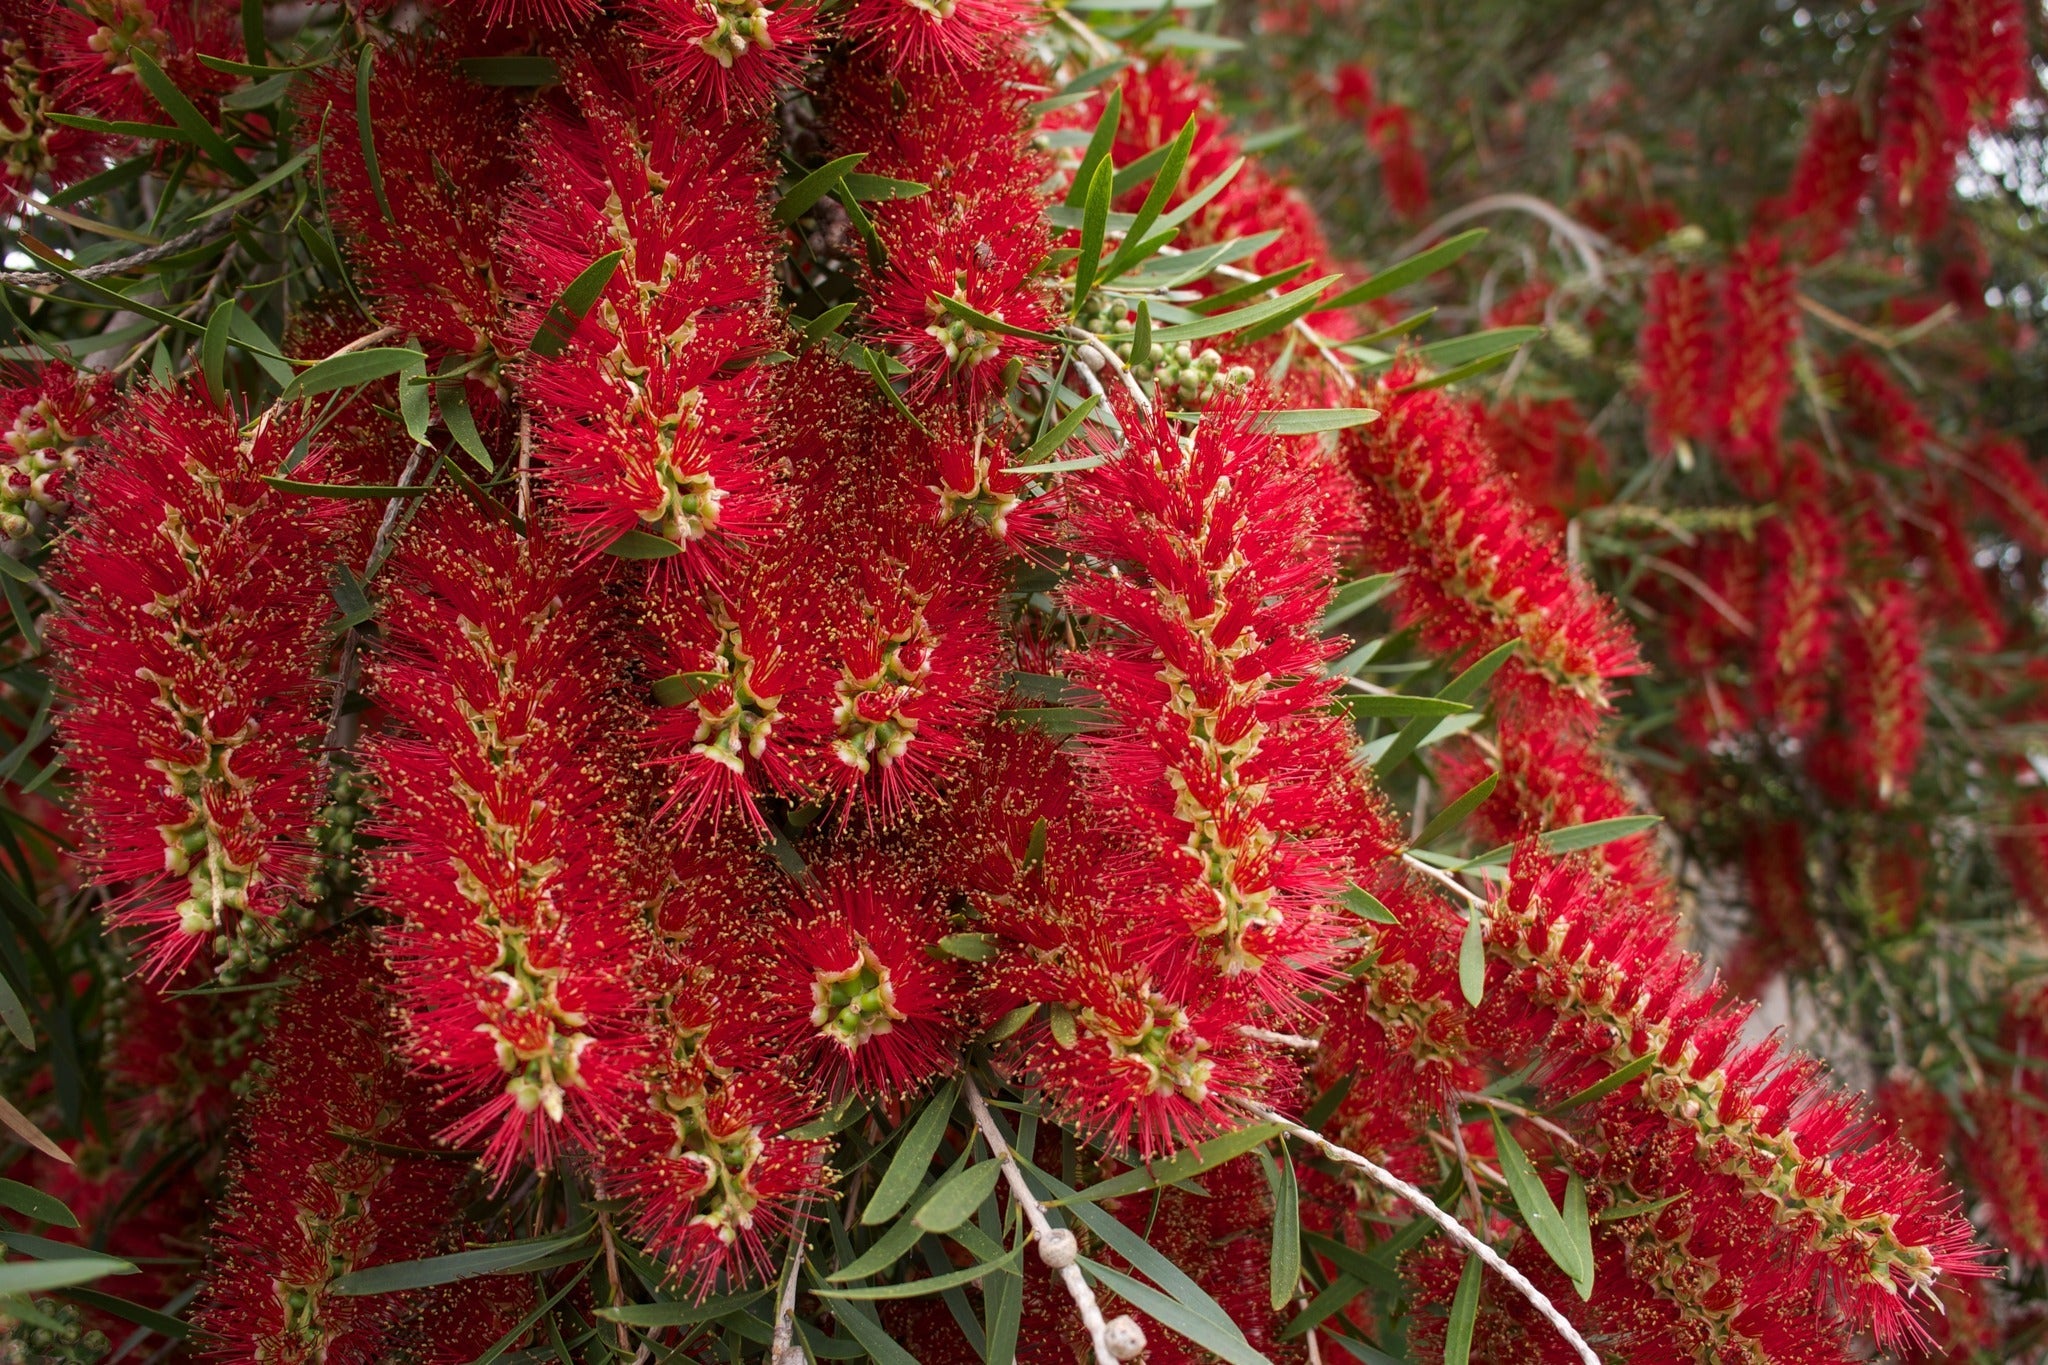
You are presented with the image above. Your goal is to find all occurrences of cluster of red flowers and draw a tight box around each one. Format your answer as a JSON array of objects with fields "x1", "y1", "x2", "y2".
[{"x1": 13, "y1": 0, "x2": 2010, "y2": 1360}]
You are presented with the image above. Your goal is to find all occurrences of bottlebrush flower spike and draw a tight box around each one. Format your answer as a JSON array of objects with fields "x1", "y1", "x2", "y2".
[
  {"x1": 484, "y1": 0, "x2": 601, "y2": 26},
  {"x1": 361, "y1": 497, "x2": 650, "y2": 1178},
  {"x1": 761, "y1": 851, "x2": 971, "y2": 1106},
  {"x1": 1841, "y1": 579, "x2": 1927, "y2": 804},
  {"x1": 1342, "y1": 369, "x2": 1644, "y2": 728},
  {"x1": 824, "y1": 47, "x2": 1053, "y2": 404},
  {"x1": 1062, "y1": 395, "x2": 1354, "y2": 992},
  {"x1": 47, "y1": 386, "x2": 350, "y2": 980},
  {"x1": 1785, "y1": 95, "x2": 1872, "y2": 261},
  {"x1": 196, "y1": 934, "x2": 473, "y2": 1362},
  {"x1": 1725, "y1": 818, "x2": 1821, "y2": 998},
  {"x1": 624, "y1": 0, "x2": 820, "y2": 111},
  {"x1": 41, "y1": 0, "x2": 235, "y2": 127},
  {"x1": 1485, "y1": 854, "x2": 1984, "y2": 1350},
  {"x1": 1975, "y1": 434, "x2": 2048, "y2": 554},
  {"x1": 1476, "y1": 395, "x2": 1610, "y2": 527},
  {"x1": 1638, "y1": 264, "x2": 1716, "y2": 456},
  {"x1": 1753, "y1": 499, "x2": 1843, "y2": 739},
  {"x1": 0, "y1": 362, "x2": 109, "y2": 544},
  {"x1": 1718, "y1": 232, "x2": 1798, "y2": 467},
  {"x1": 838, "y1": 0, "x2": 1034, "y2": 70},
  {"x1": 302, "y1": 50, "x2": 523, "y2": 357},
  {"x1": 1836, "y1": 349, "x2": 1933, "y2": 466},
  {"x1": 1877, "y1": 14, "x2": 1968, "y2": 240},
  {"x1": 1928, "y1": 0, "x2": 2030, "y2": 131},
  {"x1": 603, "y1": 935, "x2": 830, "y2": 1286},
  {"x1": 1367, "y1": 102, "x2": 1430, "y2": 220},
  {"x1": 0, "y1": 1, "x2": 118, "y2": 201},
  {"x1": 505, "y1": 48, "x2": 784, "y2": 568}
]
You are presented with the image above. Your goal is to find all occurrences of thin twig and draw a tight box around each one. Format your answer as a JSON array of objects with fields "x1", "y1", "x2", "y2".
[
  {"x1": 1240, "y1": 1102, "x2": 1602, "y2": 1365},
  {"x1": 518, "y1": 408, "x2": 534, "y2": 523},
  {"x1": 1384, "y1": 194, "x2": 1609, "y2": 289},
  {"x1": 962, "y1": 1075, "x2": 1116, "y2": 1365},
  {"x1": 1, "y1": 218, "x2": 237, "y2": 287},
  {"x1": 770, "y1": 1194, "x2": 813, "y2": 1364},
  {"x1": 1402, "y1": 852, "x2": 1488, "y2": 909}
]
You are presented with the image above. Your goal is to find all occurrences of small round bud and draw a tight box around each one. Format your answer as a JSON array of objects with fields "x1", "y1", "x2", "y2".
[
  {"x1": 1104, "y1": 1314, "x2": 1147, "y2": 1360},
  {"x1": 1037, "y1": 1227, "x2": 1079, "y2": 1269}
]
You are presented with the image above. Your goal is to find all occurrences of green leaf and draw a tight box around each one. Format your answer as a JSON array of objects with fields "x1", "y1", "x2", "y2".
[
  {"x1": 1325, "y1": 230, "x2": 1489, "y2": 311},
  {"x1": 1414, "y1": 772, "x2": 1501, "y2": 849},
  {"x1": 435, "y1": 374, "x2": 492, "y2": 472},
  {"x1": 1063, "y1": 1123, "x2": 1285, "y2": 1205},
  {"x1": 1374, "y1": 641, "x2": 1519, "y2": 779},
  {"x1": 1129, "y1": 299, "x2": 1153, "y2": 368},
  {"x1": 1240, "y1": 122, "x2": 1304, "y2": 153},
  {"x1": 1011, "y1": 395, "x2": 1103, "y2": 472},
  {"x1": 1459, "y1": 909, "x2": 1486, "y2": 1006},
  {"x1": 1489, "y1": 1115, "x2": 1594, "y2": 1299},
  {"x1": 1252, "y1": 408, "x2": 1378, "y2": 436},
  {"x1": 602, "y1": 530, "x2": 682, "y2": 560},
  {"x1": 801, "y1": 302, "x2": 859, "y2": 350},
  {"x1": 1065, "y1": 86, "x2": 1123, "y2": 208},
  {"x1": 818, "y1": 1242, "x2": 1022, "y2": 1299},
  {"x1": 200, "y1": 301, "x2": 233, "y2": 400},
  {"x1": 1079, "y1": 1259, "x2": 1274, "y2": 1365},
  {"x1": 279, "y1": 347, "x2": 427, "y2": 401},
  {"x1": 353, "y1": 47, "x2": 392, "y2": 221},
  {"x1": 913, "y1": 1159, "x2": 1003, "y2": 1235},
  {"x1": 330, "y1": 563, "x2": 374, "y2": 631},
  {"x1": 934, "y1": 933, "x2": 999, "y2": 962},
  {"x1": 931, "y1": 293, "x2": 1062, "y2": 345},
  {"x1": 43, "y1": 113, "x2": 190, "y2": 142},
  {"x1": 1337, "y1": 881, "x2": 1398, "y2": 925},
  {"x1": 1563, "y1": 1174, "x2": 1594, "y2": 1295},
  {"x1": 1543, "y1": 1053, "x2": 1655, "y2": 1115},
  {"x1": 841, "y1": 172, "x2": 930, "y2": 202},
  {"x1": 397, "y1": 354, "x2": 431, "y2": 446},
  {"x1": 1444, "y1": 1255, "x2": 1482, "y2": 1365},
  {"x1": 827, "y1": 1294, "x2": 921, "y2": 1365},
  {"x1": 865, "y1": 1082, "x2": 959, "y2": 1226},
  {"x1": 853, "y1": 344, "x2": 931, "y2": 436},
  {"x1": 776, "y1": 152, "x2": 869, "y2": 226},
  {"x1": 1299, "y1": 1231, "x2": 1402, "y2": 1295},
  {"x1": 1265, "y1": 1141, "x2": 1300, "y2": 1312},
  {"x1": 131, "y1": 49, "x2": 253, "y2": 183},
  {"x1": 0, "y1": 1179, "x2": 74, "y2": 1228},
  {"x1": 12, "y1": 238, "x2": 206, "y2": 339},
  {"x1": 456, "y1": 55, "x2": 561, "y2": 86},
  {"x1": 0, "y1": 1255, "x2": 134, "y2": 1297},
  {"x1": 529, "y1": 250, "x2": 625, "y2": 359},
  {"x1": 330, "y1": 1229, "x2": 590, "y2": 1296},
  {"x1": 997, "y1": 706, "x2": 1107, "y2": 735},
  {"x1": 1413, "y1": 326, "x2": 1544, "y2": 372},
  {"x1": 597, "y1": 1289, "x2": 769, "y2": 1327},
  {"x1": 1072, "y1": 155, "x2": 1114, "y2": 312},
  {"x1": 195, "y1": 150, "x2": 311, "y2": 218},
  {"x1": 1321, "y1": 572, "x2": 1402, "y2": 630},
  {"x1": 1301, "y1": 1074, "x2": 1355, "y2": 1131},
  {"x1": 651, "y1": 671, "x2": 723, "y2": 707},
  {"x1": 1335, "y1": 693, "x2": 1470, "y2": 720},
  {"x1": 1538, "y1": 815, "x2": 1663, "y2": 855},
  {"x1": 0, "y1": 973, "x2": 30, "y2": 1050},
  {"x1": 1104, "y1": 116, "x2": 1196, "y2": 281},
  {"x1": 60, "y1": 1287, "x2": 189, "y2": 1341},
  {"x1": 262, "y1": 477, "x2": 429, "y2": 499},
  {"x1": 1280, "y1": 1273, "x2": 1369, "y2": 1340},
  {"x1": 1048, "y1": 1002, "x2": 1078, "y2": 1048},
  {"x1": 1147, "y1": 275, "x2": 1341, "y2": 347}
]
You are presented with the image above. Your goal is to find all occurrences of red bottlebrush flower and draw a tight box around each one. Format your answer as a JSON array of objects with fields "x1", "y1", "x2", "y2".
[
  {"x1": 1342, "y1": 372, "x2": 1644, "y2": 729},
  {"x1": 1841, "y1": 578, "x2": 1927, "y2": 804},
  {"x1": 301, "y1": 50, "x2": 522, "y2": 358},
  {"x1": 1476, "y1": 395, "x2": 1610, "y2": 526},
  {"x1": 837, "y1": 0, "x2": 1034, "y2": 71},
  {"x1": 505, "y1": 50, "x2": 785, "y2": 568},
  {"x1": 1927, "y1": 0, "x2": 2030, "y2": 131},
  {"x1": 47, "y1": 386, "x2": 351, "y2": 979},
  {"x1": 626, "y1": 0, "x2": 820, "y2": 111},
  {"x1": 0, "y1": 0, "x2": 118, "y2": 201},
  {"x1": 762, "y1": 853, "x2": 971, "y2": 1106},
  {"x1": 0, "y1": 362, "x2": 109, "y2": 544},
  {"x1": 1638, "y1": 264, "x2": 1715, "y2": 457},
  {"x1": 1062, "y1": 396, "x2": 1354, "y2": 993},
  {"x1": 1975, "y1": 434, "x2": 2048, "y2": 554},
  {"x1": 1785, "y1": 95, "x2": 1872, "y2": 260},
  {"x1": 824, "y1": 48, "x2": 1054, "y2": 404},
  {"x1": 1486, "y1": 854, "x2": 1984, "y2": 1351},
  {"x1": 1725, "y1": 819, "x2": 1820, "y2": 998},
  {"x1": 1367, "y1": 102, "x2": 1430, "y2": 220},
  {"x1": 196, "y1": 935, "x2": 474, "y2": 1361},
  {"x1": 1912, "y1": 490, "x2": 2006, "y2": 650},
  {"x1": 40, "y1": 0, "x2": 234, "y2": 128},
  {"x1": 1837, "y1": 349, "x2": 1934, "y2": 466},
  {"x1": 1875, "y1": 1070, "x2": 1955, "y2": 1166},
  {"x1": 1330, "y1": 62, "x2": 1375, "y2": 120},
  {"x1": 1717, "y1": 232, "x2": 1798, "y2": 466},
  {"x1": 1753, "y1": 500, "x2": 1843, "y2": 739},
  {"x1": 1964, "y1": 1084, "x2": 2048, "y2": 1261},
  {"x1": 1877, "y1": 15, "x2": 1968, "y2": 240},
  {"x1": 1996, "y1": 787, "x2": 2048, "y2": 932},
  {"x1": 482, "y1": 0, "x2": 601, "y2": 26},
  {"x1": 361, "y1": 497, "x2": 650, "y2": 1179},
  {"x1": 603, "y1": 936, "x2": 829, "y2": 1286}
]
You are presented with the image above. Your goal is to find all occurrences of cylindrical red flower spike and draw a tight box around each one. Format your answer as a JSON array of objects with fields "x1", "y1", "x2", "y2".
[
  {"x1": 1638, "y1": 264, "x2": 1716, "y2": 457},
  {"x1": 1754, "y1": 499, "x2": 1843, "y2": 739},
  {"x1": 1717, "y1": 232, "x2": 1798, "y2": 467},
  {"x1": 1842, "y1": 578, "x2": 1928, "y2": 805},
  {"x1": 0, "y1": 362, "x2": 109, "y2": 545},
  {"x1": 625, "y1": 0, "x2": 821, "y2": 111},
  {"x1": 1785, "y1": 95, "x2": 1872, "y2": 260},
  {"x1": 1367, "y1": 102, "x2": 1430, "y2": 220},
  {"x1": 1877, "y1": 14, "x2": 1968, "y2": 240},
  {"x1": 49, "y1": 386, "x2": 354, "y2": 980},
  {"x1": 838, "y1": 0, "x2": 1034, "y2": 71},
  {"x1": 361, "y1": 496, "x2": 652, "y2": 1178}
]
